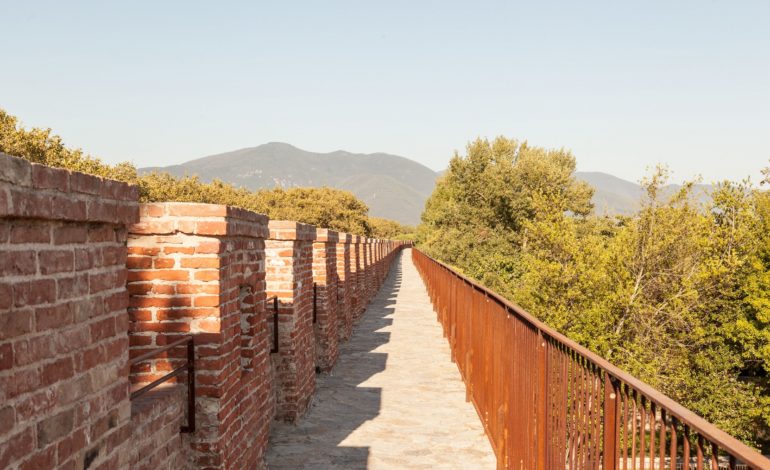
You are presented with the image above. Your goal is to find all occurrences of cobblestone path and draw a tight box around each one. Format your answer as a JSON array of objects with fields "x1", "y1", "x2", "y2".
[{"x1": 266, "y1": 249, "x2": 496, "y2": 469}]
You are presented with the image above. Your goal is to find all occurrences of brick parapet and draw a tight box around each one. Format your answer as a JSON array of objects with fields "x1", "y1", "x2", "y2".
[
  {"x1": 265, "y1": 222, "x2": 316, "y2": 422},
  {"x1": 0, "y1": 155, "x2": 406, "y2": 470},
  {"x1": 312, "y1": 229, "x2": 340, "y2": 371},
  {"x1": 335, "y1": 233, "x2": 353, "y2": 341},
  {"x1": 0, "y1": 153, "x2": 139, "y2": 226},
  {"x1": 127, "y1": 202, "x2": 271, "y2": 469},
  {"x1": 0, "y1": 154, "x2": 139, "y2": 469},
  {"x1": 268, "y1": 220, "x2": 316, "y2": 241}
]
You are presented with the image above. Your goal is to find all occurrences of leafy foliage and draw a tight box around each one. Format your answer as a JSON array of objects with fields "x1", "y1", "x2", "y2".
[
  {"x1": 0, "y1": 108, "x2": 410, "y2": 236},
  {"x1": 418, "y1": 137, "x2": 770, "y2": 447},
  {"x1": 368, "y1": 217, "x2": 415, "y2": 240}
]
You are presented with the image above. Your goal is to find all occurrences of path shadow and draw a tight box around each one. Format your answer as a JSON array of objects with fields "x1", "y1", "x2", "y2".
[{"x1": 266, "y1": 252, "x2": 405, "y2": 469}]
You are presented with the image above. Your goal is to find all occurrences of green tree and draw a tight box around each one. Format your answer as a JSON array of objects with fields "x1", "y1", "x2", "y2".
[{"x1": 419, "y1": 138, "x2": 770, "y2": 446}]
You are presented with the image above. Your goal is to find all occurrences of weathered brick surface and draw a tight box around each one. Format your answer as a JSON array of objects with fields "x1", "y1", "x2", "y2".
[
  {"x1": 335, "y1": 233, "x2": 353, "y2": 341},
  {"x1": 312, "y1": 229, "x2": 339, "y2": 372},
  {"x1": 0, "y1": 154, "x2": 407, "y2": 470},
  {"x1": 0, "y1": 153, "x2": 138, "y2": 470},
  {"x1": 348, "y1": 235, "x2": 363, "y2": 321},
  {"x1": 127, "y1": 202, "x2": 272, "y2": 469},
  {"x1": 130, "y1": 385, "x2": 189, "y2": 469},
  {"x1": 265, "y1": 221, "x2": 316, "y2": 422}
]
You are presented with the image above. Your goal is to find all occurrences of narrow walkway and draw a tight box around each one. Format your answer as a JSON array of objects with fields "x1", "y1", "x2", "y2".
[{"x1": 266, "y1": 249, "x2": 495, "y2": 469}]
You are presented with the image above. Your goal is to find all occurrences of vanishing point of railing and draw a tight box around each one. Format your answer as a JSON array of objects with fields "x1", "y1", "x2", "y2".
[
  {"x1": 129, "y1": 336, "x2": 196, "y2": 433},
  {"x1": 412, "y1": 249, "x2": 769, "y2": 470}
]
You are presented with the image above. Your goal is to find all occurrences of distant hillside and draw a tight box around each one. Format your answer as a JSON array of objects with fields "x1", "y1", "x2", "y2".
[
  {"x1": 141, "y1": 143, "x2": 711, "y2": 224},
  {"x1": 141, "y1": 142, "x2": 440, "y2": 225},
  {"x1": 575, "y1": 172, "x2": 713, "y2": 216}
]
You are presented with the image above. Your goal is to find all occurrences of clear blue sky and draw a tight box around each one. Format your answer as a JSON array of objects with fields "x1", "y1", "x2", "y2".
[{"x1": 2, "y1": 1, "x2": 769, "y2": 184}]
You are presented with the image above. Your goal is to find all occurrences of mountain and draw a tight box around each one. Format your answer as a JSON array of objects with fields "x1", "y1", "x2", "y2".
[
  {"x1": 141, "y1": 142, "x2": 440, "y2": 225},
  {"x1": 575, "y1": 172, "x2": 713, "y2": 216},
  {"x1": 141, "y1": 143, "x2": 712, "y2": 224}
]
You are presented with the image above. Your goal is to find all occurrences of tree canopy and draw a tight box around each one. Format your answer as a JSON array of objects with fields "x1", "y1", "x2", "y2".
[{"x1": 418, "y1": 136, "x2": 770, "y2": 448}]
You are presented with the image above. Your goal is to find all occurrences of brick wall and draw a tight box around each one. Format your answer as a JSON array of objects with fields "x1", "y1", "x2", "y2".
[
  {"x1": 0, "y1": 154, "x2": 406, "y2": 470},
  {"x1": 265, "y1": 221, "x2": 316, "y2": 422},
  {"x1": 349, "y1": 235, "x2": 364, "y2": 320},
  {"x1": 312, "y1": 229, "x2": 339, "y2": 372},
  {"x1": 129, "y1": 385, "x2": 189, "y2": 469},
  {"x1": 127, "y1": 203, "x2": 272, "y2": 469},
  {"x1": 0, "y1": 153, "x2": 138, "y2": 469},
  {"x1": 335, "y1": 233, "x2": 353, "y2": 341}
]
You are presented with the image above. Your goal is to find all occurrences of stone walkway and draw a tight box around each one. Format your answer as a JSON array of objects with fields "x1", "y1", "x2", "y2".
[{"x1": 266, "y1": 249, "x2": 496, "y2": 469}]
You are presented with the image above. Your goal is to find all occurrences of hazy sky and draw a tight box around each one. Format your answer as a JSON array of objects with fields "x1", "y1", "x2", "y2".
[{"x1": 2, "y1": 1, "x2": 769, "y2": 184}]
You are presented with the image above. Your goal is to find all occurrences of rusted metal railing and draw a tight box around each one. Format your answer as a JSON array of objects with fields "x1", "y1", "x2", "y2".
[
  {"x1": 270, "y1": 296, "x2": 279, "y2": 353},
  {"x1": 412, "y1": 249, "x2": 769, "y2": 470},
  {"x1": 313, "y1": 282, "x2": 318, "y2": 324},
  {"x1": 129, "y1": 336, "x2": 196, "y2": 433}
]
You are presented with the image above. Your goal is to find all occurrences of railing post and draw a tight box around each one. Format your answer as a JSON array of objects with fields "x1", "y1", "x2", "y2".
[
  {"x1": 603, "y1": 374, "x2": 619, "y2": 470},
  {"x1": 537, "y1": 332, "x2": 547, "y2": 470},
  {"x1": 184, "y1": 336, "x2": 196, "y2": 433}
]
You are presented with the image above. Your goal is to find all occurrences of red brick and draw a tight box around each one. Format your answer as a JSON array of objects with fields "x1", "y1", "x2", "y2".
[
  {"x1": 167, "y1": 203, "x2": 227, "y2": 217},
  {"x1": 0, "y1": 283, "x2": 10, "y2": 310},
  {"x1": 69, "y1": 171, "x2": 102, "y2": 195},
  {"x1": 180, "y1": 257, "x2": 219, "y2": 268},
  {"x1": 57, "y1": 274, "x2": 90, "y2": 300},
  {"x1": 35, "y1": 303, "x2": 74, "y2": 331},
  {"x1": 101, "y1": 245, "x2": 125, "y2": 266},
  {"x1": 162, "y1": 246, "x2": 195, "y2": 255},
  {"x1": 10, "y1": 223, "x2": 50, "y2": 243},
  {"x1": 19, "y1": 444, "x2": 55, "y2": 470},
  {"x1": 195, "y1": 221, "x2": 227, "y2": 235},
  {"x1": 155, "y1": 308, "x2": 218, "y2": 320},
  {"x1": 194, "y1": 270, "x2": 219, "y2": 281},
  {"x1": 127, "y1": 270, "x2": 190, "y2": 282},
  {"x1": 86, "y1": 199, "x2": 118, "y2": 221},
  {"x1": 88, "y1": 226, "x2": 116, "y2": 243},
  {"x1": 193, "y1": 295, "x2": 220, "y2": 307},
  {"x1": 0, "y1": 343, "x2": 11, "y2": 371},
  {"x1": 90, "y1": 317, "x2": 117, "y2": 341},
  {"x1": 38, "y1": 249, "x2": 74, "y2": 274},
  {"x1": 13, "y1": 335, "x2": 54, "y2": 365},
  {"x1": 52, "y1": 225, "x2": 88, "y2": 245},
  {"x1": 0, "y1": 188, "x2": 7, "y2": 218},
  {"x1": 56, "y1": 428, "x2": 86, "y2": 464},
  {"x1": 127, "y1": 246, "x2": 160, "y2": 256},
  {"x1": 0, "y1": 406, "x2": 13, "y2": 436},
  {"x1": 51, "y1": 195, "x2": 86, "y2": 220},
  {"x1": 36, "y1": 409, "x2": 74, "y2": 446},
  {"x1": 131, "y1": 321, "x2": 190, "y2": 333},
  {"x1": 129, "y1": 296, "x2": 192, "y2": 308},
  {"x1": 9, "y1": 188, "x2": 53, "y2": 219},
  {"x1": 0, "y1": 249, "x2": 36, "y2": 276},
  {"x1": 0, "y1": 427, "x2": 35, "y2": 469},
  {"x1": 41, "y1": 357, "x2": 74, "y2": 386},
  {"x1": 89, "y1": 271, "x2": 118, "y2": 294},
  {"x1": 126, "y1": 256, "x2": 151, "y2": 269},
  {"x1": 153, "y1": 257, "x2": 175, "y2": 269},
  {"x1": 13, "y1": 279, "x2": 56, "y2": 307},
  {"x1": 0, "y1": 154, "x2": 32, "y2": 185}
]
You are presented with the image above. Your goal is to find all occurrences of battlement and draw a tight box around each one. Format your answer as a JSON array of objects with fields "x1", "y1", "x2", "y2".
[{"x1": 0, "y1": 153, "x2": 406, "y2": 469}]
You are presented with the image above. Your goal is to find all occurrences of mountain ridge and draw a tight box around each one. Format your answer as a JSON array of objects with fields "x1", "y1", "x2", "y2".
[{"x1": 140, "y1": 143, "x2": 711, "y2": 224}]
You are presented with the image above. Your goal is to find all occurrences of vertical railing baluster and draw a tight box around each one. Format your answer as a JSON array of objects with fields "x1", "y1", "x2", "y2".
[{"x1": 603, "y1": 374, "x2": 619, "y2": 470}]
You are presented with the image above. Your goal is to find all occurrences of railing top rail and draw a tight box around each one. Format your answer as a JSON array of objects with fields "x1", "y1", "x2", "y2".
[
  {"x1": 415, "y1": 248, "x2": 768, "y2": 467},
  {"x1": 129, "y1": 336, "x2": 192, "y2": 367}
]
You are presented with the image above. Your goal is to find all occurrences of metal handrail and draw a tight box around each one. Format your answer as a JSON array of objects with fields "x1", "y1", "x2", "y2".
[
  {"x1": 412, "y1": 248, "x2": 769, "y2": 470},
  {"x1": 129, "y1": 336, "x2": 195, "y2": 433},
  {"x1": 270, "y1": 296, "x2": 279, "y2": 353},
  {"x1": 313, "y1": 282, "x2": 318, "y2": 324}
]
